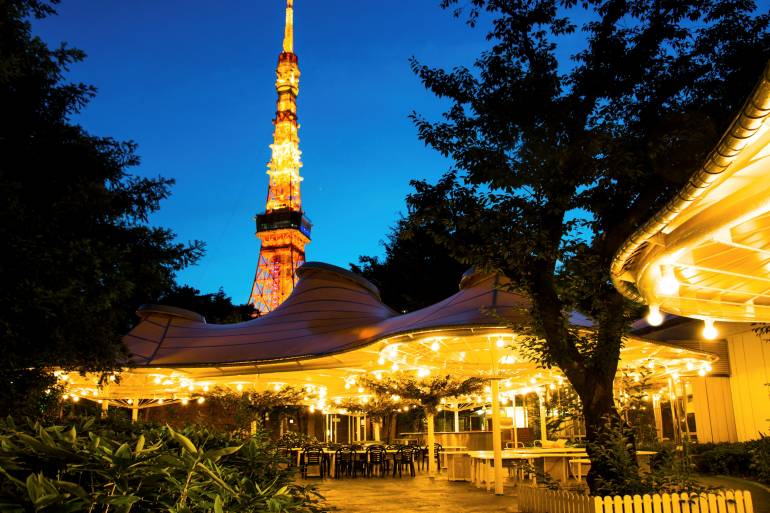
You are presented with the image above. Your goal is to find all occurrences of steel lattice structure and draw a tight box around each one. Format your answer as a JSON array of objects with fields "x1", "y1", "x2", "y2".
[{"x1": 249, "y1": 0, "x2": 311, "y2": 315}]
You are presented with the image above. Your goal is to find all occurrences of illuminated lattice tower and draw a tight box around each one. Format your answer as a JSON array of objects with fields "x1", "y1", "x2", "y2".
[{"x1": 249, "y1": 0, "x2": 311, "y2": 315}]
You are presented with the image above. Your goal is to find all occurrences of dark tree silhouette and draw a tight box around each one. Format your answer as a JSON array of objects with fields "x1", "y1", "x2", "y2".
[
  {"x1": 0, "y1": 0, "x2": 203, "y2": 416},
  {"x1": 407, "y1": 0, "x2": 770, "y2": 493}
]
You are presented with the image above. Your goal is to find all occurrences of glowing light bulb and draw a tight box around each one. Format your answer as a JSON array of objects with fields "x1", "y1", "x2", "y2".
[
  {"x1": 236, "y1": 383, "x2": 244, "y2": 392},
  {"x1": 357, "y1": 387, "x2": 364, "y2": 393},
  {"x1": 430, "y1": 341, "x2": 440, "y2": 352},
  {"x1": 181, "y1": 398, "x2": 189, "y2": 406},
  {"x1": 391, "y1": 362, "x2": 399, "y2": 371},
  {"x1": 646, "y1": 305, "x2": 664, "y2": 326},
  {"x1": 702, "y1": 319, "x2": 718, "y2": 340},
  {"x1": 377, "y1": 356, "x2": 385, "y2": 365},
  {"x1": 158, "y1": 398, "x2": 164, "y2": 405},
  {"x1": 496, "y1": 338, "x2": 505, "y2": 348},
  {"x1": 153, "y1": 376, "x2": 162, "y2": 384},
  {"x1": 686, "y1": 361, "x2": 694, "y2": 371},
  {"x1": 698, "y1": 368, "x2": 706, "y2": 377},
  {"x1": 658, "y1": 267, "x2": 680, "y2": 296},
  {"x1": 72, "y1": 395, "x2": 80, "y2": 402},
  {"x1": 197, "y1": 397, "x2": 205, "y2": 404}
]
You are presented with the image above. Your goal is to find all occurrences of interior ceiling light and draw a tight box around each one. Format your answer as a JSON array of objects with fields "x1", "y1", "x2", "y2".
[
  {"x1": 646, "y1": 304, "x2": 664, "y2": 326},
  {"x1": 657, "y1": 266, "x2": 680, "y2": 296},
  {"x1": 702, "y1": 319, "x2": 718, "y2": 340}
]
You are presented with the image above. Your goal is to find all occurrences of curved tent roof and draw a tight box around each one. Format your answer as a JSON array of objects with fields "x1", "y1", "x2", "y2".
[{"x1": 125, "y1": 262, "x2": 529, "y2": 368}]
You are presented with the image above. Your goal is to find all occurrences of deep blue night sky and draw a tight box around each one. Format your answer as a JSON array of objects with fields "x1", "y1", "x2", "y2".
[{"x1": 32, "y1": 1, "x2": 492, "y2": 301}]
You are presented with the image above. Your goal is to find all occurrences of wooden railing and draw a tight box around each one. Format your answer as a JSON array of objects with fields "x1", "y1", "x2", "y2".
[{"x1": 518, "y1": 486, "x2": 754, "y2": 513}]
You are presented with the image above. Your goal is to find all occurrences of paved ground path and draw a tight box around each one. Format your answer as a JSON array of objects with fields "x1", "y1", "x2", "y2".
[
  {"x1": 316, "y1": 475, "x2": 520, "y2": 513},
  {"x1": 696, "y1": 475, "x2": 770, "y2": 513}
]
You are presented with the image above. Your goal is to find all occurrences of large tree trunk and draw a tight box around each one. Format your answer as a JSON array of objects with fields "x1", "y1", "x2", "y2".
[{"x1": 578, "y1": 373, "x2": 640, "y2": 495}]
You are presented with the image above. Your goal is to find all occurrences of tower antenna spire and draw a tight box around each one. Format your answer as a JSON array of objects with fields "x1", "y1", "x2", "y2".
[
  {"x1": 283, "y1": 0, "x2": 294, "y2": 54},
  {"x1": 249, "y1": 0, "x2": 311, "y2": 315}
]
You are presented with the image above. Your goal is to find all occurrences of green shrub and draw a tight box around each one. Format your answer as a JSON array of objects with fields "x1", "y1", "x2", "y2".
[
  {"x1": 0, "y1": 416, "x2": 324, "y2": 513},
  {"x1": 750, "y1": 434, "x2": 770, "y2": 485},
  {"x1": 693, "y1": 442, "x2": 753, "y2": 477}
]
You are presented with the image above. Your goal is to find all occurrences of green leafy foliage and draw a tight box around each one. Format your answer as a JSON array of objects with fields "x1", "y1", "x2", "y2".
[
  {"x1": 0, "y1": 417, "x2": 324, "y2": 513},
  {"x1": 692, "y1": 435, "x2": 770, "y2": 485},
  {"x1": 0, "y1": 1, "x2": 203, "y2": 415}
]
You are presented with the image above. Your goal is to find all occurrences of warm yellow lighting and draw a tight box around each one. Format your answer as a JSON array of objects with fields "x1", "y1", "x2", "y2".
[
  {"x1": 197, "y1": 397, "x2": 205, "y2": 404},
  {"x1": 686, "y1": 361, "x2": 694, "y2": 371},
  {"x1": 109, "y1": 374, "x2": 116, "y2": 382},
  {"x1": 153, "y1": 376, "x2": 162, "y2": 384},
  {"x1": 181, "y1": 398, "x2": 189, "y2": 406},
  {"x1": 646, "y1": 304, "x2": 664, "y2": 326},
  {"x1": 698, "y1": 368, "x2": 706, "y2": 376},
  {"x1": 203, "y1": 385, "x2": 209, "y2": 392},
  {"x1": 158, "y1": 398, "x2": 164, "y2": 405},
  {"x1": 417, "y1": 367, "x2": 430, "y2": 378},
  {"x1": 495, "y1": 338, "x2": 505, "y2": 348},
  {"x1": 377, "y1": 356, "x2": 385, "y2": 365},
  {"x1": 657, "y1": 267, "x2": 680, "y2": 296},
  {"x1": 126, "y1": 398, "x2": 133, "y2": 405},
  {"x1": 236, "y1": 383, "x2": 244, "y2": 392},
  {"x1": 430, "y1": 341, "x2": 440, "y2": 352},
  {"x1": 72, "y1": 395, "x2": 80, "y2": 402},
  {"x1": 391, "y1": 362, "x2": 399, "y2": 371},
  {"x1": 357, "y1": 386, "x2": 364, "y2": 393},
  {"x1": 702, "y1": 319, "x2": 718, "y2": 340},
  {"x1": 309, "y1": 405, "x2": 315, "y2": 413},
  {"x1": 62, "y1": 394, "x2": 69, "y2": 400}
]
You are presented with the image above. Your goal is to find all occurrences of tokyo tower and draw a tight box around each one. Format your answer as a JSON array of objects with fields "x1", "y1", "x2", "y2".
[{"x1": 249, "y1": 0, "x2": 311, "y2": 315}]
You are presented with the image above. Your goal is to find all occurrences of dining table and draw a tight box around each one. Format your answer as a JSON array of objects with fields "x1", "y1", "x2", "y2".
[
  {"x1": 465, "y1": 448, "x2": 657, "y2": 490},
  {"x1": 467, "y1": 449, "x2": 585, "y2": 490}
]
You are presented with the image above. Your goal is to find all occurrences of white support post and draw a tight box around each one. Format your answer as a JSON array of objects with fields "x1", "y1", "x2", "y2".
[
  {"x1": 454, "y1": 407, "x2": 460, "y2": 432},
  {"x1": 491, "y1": 379, "x2": 504, "y2": 495},
  {"x1": 427, "y1": 412, "x2": 436, "y2": 477},
  {"x1": 130, "y1": 400, "x2": 139, "y2": 424},
  {"x1": 538, "y1": 391, "x2": 548, "y2": 444},
  {"x1": 512, "y1": 392, "x2": 518, "y2": 448}
]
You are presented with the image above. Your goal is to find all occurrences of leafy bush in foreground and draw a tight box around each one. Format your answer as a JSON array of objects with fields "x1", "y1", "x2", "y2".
[
  {"x1": 692, "y1": 436, "x2": 770, "y2": 485},
  {"x1": 0, "y1": 417, "x2": 324, "y2": 513}
]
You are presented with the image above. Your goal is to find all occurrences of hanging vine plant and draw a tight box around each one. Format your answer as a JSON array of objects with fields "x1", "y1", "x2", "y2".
[{"x1": 358, "y1": 373, "x2": 484, "y2": 414}]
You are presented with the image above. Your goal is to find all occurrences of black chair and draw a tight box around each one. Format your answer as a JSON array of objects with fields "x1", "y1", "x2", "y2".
[
  {"x1": 392, "y1": 446, "x2": 415, "y2": 477},
  {"x1": 366, "y1": 445, "x2": 387, "y2": 477},
  {"x1": 334, "y1": 447, "x2": 355, "y2": 478},
  {"x1": 301, "y1": 447, "x2": 324, "y2": 478},
  {"x1": 415, "y1": 444, "x2": 428, "y2": 471},
  {"x1": 420, "y1": 443, "x2": 443, "y2": 473}
]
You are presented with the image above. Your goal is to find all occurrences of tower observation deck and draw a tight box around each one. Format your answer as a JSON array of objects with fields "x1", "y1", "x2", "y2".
[{"x1": 249, "y1": 0, "x2": 311, "y2": 314}]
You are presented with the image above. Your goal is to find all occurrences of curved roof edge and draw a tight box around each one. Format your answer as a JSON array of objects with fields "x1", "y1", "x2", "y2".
[
  {"x1": 298, "y1": 261, "x2": 383, "y2": 302},
  {"x1": 137, "y1": 304, "x2": 206, "y2": 323},
  {"x1": 611, "y1": 60, "x2": 770, "y2": 303}
]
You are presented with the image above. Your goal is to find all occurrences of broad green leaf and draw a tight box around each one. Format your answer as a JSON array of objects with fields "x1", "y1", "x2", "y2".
[
  {"x1": 214, "y1": 494, "x2": 224, "y2": 513},
  {"x1": 134, "y1": 434, "x2": 145, "y2": 454},
  {"x1": 173, "y1": 432, "x2": 198, "y2": 454}
]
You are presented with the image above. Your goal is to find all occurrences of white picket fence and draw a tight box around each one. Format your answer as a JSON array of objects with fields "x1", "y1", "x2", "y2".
[{"x1": 518, "y1": 486, "x2": 754, "y2": 513}]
